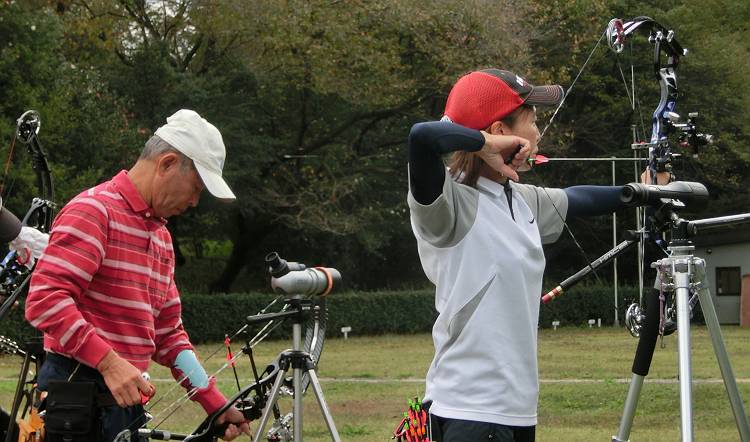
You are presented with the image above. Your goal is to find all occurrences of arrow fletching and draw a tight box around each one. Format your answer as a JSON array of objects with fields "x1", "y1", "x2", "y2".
[{"x1": 529, "y1": 154, "x2": 549, "y2": 165}]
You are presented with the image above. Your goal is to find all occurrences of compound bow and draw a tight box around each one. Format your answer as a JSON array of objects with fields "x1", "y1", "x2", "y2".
[
  {"x1": 536, "y1": 17, "x2": 712, "y2": 326},
  {"x1": 115, "y1": 277, "x2": 330, "y2": 441},
  {"x1": 1, "y1": 110, "x2": 56, "y2": 442}
]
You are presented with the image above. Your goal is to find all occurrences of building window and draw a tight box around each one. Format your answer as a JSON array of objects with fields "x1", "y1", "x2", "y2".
[{"x1": 716, "y1": 267, "x2": 741, "y2": 297}]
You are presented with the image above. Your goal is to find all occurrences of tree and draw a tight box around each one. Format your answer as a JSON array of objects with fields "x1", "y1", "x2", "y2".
[
  {"x1": 194, "y1": 0, "x2": 536, "y2": 290},
  {"x1": 6, "y1": 0, "x2": 745, "y2": 292},
  {"x1": 50, "y1": 0, "x2": 534, "y2": 290},
  {"x1": 0, "y1": 1, "x2": 138, "y2": 217}
]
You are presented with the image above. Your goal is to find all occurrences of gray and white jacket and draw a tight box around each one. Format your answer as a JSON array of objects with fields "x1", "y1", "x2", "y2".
[{"x1": 409, "y1": 172, "x2": 567, "y2": 426}]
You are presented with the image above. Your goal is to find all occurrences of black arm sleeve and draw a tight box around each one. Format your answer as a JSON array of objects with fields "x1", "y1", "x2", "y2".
[
  {"x1": 564, "y1": 185, "x2": 627, "y2": 218},
  {"x1": 408, "y1": 121, "x2": 484, "y2": 205}
]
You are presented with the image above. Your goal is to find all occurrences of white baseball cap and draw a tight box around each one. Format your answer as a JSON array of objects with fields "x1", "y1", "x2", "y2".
[{"x1": 154, "y1": 109, "x2": 236, "y2": 201}]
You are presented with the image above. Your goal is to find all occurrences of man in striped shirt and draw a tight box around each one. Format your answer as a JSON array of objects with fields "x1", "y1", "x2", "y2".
[{"x1": 26, "y1": 110, "x2": 249, "y2": 441}]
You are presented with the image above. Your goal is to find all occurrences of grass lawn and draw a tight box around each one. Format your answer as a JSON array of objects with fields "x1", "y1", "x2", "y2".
[{"x1": 0, "y1": 326, "x2": 748, "y2": 441}]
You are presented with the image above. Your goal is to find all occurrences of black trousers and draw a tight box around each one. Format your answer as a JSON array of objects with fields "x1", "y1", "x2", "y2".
[
  {"x1": 431, "y1": 415, "x2": 535, "y2": 442},
  {"x1": 37, "y1": 353, "x2": 147, "y2": 442}
]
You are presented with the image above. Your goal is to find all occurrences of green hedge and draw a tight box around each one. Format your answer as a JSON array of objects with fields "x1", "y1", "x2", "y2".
[
  {"x1": 181, "y1": 285, "x2": 643, "y2": 343},
  {"x1": 0, "y1": 305, "x2": 38, "y2": 344},
  {"x1": 2, "y1": 285, "x2": 657, "y2": 345},
  {"x1": 539, "y1": 283, "x2": 639, "y2": 328},
  {"x1": 179, "y1": 290, "x2": 439, "y2": 343}
]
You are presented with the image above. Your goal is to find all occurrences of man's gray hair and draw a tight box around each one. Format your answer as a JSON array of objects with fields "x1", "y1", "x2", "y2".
[{"x1": 140, "y1": 135, "x2": 193, "y2": 169}]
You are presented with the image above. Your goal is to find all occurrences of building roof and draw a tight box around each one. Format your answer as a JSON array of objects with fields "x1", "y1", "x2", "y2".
[{"x1": 691, "y1": 219, "x2": 750, "y2": 247}]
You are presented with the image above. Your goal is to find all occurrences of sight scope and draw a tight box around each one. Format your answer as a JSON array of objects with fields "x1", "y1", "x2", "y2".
[
  {"x1": 620, "y1": 181, "x2": 708, "y2": 209},
  {"x1": 266, "y1": 252, "x2": 341, "y2": 296}
]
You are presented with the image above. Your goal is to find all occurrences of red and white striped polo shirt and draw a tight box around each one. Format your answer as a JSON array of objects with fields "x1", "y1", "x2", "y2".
[{"x1": 26, "y1": 170, "x2": 225, "y2": 413}]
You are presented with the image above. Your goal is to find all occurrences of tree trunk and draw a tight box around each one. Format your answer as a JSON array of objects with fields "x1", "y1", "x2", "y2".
[
  {"x1": 167, "y1": 219, "x2": 186, "y2": 266},
  {"x1": 209, "y1": 209, "x2": 274, "y2": 293}
]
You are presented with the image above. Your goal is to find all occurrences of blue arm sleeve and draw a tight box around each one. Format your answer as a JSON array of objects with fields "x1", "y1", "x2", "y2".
[
  {"x1": 173, "y1": 349, "x2": 209, "y2": 388},
  {"x1": 564, "y1": 185, "x2": 626, "y2": 218},
  {"x1": 408, "y1": 121, "x2": 484, "y2": 205}
]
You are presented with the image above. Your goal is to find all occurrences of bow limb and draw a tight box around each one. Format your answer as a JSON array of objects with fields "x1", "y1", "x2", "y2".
[
  {"x1": 629, "y1": 17, "x2": 686, "y2": 304},
  {"x1": 607, "y1": 16, "x2": 685, "y2": 186}
]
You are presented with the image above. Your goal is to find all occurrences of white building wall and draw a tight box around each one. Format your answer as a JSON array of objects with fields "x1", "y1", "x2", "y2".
[{"x1": 694, "y1": 243, "x2": 747, "y2": 324}]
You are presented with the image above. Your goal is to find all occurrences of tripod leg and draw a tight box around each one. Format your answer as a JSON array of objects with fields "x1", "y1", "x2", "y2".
[
  {"x1": 694, "y1": 262, "x2": 750, "y2": 441},
  {"x1": 294, "y1": 366, "x2": 303, "y2": 442},
  {"x1": 292, "y1": 318, "x2": 304, "y2": 442},
  {"x1": 614, "y1": 288, "x2": 661, "y2": 442},
  {"x1": 254, "y1": 366, "x2": 288, "y2": 441},
  {"x1": 674, "y1": 266, "x2": 694, "y2": 441},
  {"x1": 674, "y1": 262, "x2": 693, "y2": 442},
  {"x1": 306, "y1": 369, "x2": 341, "y2": 442}
]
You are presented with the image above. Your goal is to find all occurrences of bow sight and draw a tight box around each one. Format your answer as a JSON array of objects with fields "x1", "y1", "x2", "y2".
[
  {"x1": 639, "y1": 111, "x2": 714, "y2": 177},
  {"x1": 669, "y1": 112, "x2": 714, "y2": 148},
  {"x1": 642, "y1": 111, "x2": 714, "y2": 174}
]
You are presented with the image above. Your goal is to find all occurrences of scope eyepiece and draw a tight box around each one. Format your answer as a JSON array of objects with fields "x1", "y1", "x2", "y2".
[
  {"x1": 265, "y1": 252, "x2": 305, "y2": 278},
  {"x1": 620, "y1": 181, "x2": 709, "y2": 209}
]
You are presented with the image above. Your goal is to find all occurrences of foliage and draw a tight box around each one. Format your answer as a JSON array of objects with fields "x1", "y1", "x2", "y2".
[
  {"x1": 665, "y1": 0, "x2": 750, "y2": 210},
  {"x1": 526, "y1": 0, "x2": 750, "y2": 283},
  {"x1": 0, "y1": 1, "x2": 747, "y2": 291},
  {"x1": 38, "y1": 0, "x2": 537, "y2": 290},
  {"x1": 0, "y1": 286, "x2": 637, "y2": 344},
  {"x1": 539, "y1": 283, "x2": 637, "y2": 327},
  {"x1": 0, "y1": 1, "x2": 140, "y2": 217},
  {"x1": 179, "y1": 290, "x2": 439, "y2": 343}
]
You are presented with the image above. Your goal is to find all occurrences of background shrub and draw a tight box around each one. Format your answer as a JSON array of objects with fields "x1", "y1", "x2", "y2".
[{"x1": 3, "y1": 284, "x2": 704, "y2": 347}]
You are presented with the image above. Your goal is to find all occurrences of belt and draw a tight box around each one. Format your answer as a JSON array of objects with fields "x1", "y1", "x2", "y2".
[{"x1": 44, "y1": 353, "x2": 119, "y2": 408}]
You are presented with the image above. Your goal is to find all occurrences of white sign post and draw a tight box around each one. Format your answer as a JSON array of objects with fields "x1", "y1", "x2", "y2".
[{"x1": 341, "y1": 326, "x2": 352, "y2": 339}]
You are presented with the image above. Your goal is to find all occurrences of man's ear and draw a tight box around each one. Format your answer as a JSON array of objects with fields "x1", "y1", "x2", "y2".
[
  {"x1": 156, "y1": 153, "x2": 180, "y2": 176},
  {"x1": 488, "y1": 120, "x2": 508, "y2": 135}
]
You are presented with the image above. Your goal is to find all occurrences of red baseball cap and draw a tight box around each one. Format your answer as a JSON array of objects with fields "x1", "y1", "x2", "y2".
[{"x1": 443, "y1": 69, "x2": 564, "y2": 130}]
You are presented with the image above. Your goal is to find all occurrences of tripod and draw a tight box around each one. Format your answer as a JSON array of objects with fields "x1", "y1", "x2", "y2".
[
  {"x1": 250, "y1": 296, "x2": 341, "y2": 442},
  {"x1": 613, "y1": 212, "x2": 750, "y2": 442}
]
